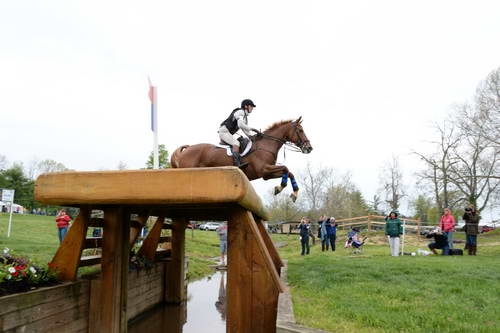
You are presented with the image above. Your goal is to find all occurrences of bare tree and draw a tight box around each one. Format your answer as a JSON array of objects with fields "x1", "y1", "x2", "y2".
[
  {"x1": 414, "y1": 121, "x2": 461, "y2": 211},
  {"x1": 474, "y1": 67, "x2": 500, "y2": 146},
  {"x1": 379, "y1": 156, "x2": 406, "y2": 211},
  {"x1": 0, "y1": 155, "x2": 8, "y2": 171},
  {"x1": 266, "y1": 189, "x2": 304, "y2": 222},
  {"x1": 117, "y1": 161, "x2": 128, "y2": 170},
  {"x1": 298, "y1": 162, "x2": 333, "y2": 213},
  {"x1": 34, "y1": 159, "x2": 69, "y2": 178},
  {"x1": 447, "y1": 105, "x2": 500, "y2": 212}
]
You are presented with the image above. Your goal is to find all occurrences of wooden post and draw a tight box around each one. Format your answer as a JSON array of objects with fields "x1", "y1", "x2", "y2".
[
  {"x1": 255, "y1": 218, "x2": 283, "y2": 275},
  {"x1": 368, "y1": 219, "x2": 372, "y2": 232},
  {"x1": 227, "y1": 208, "x2": 284, "y2": 333},
  {"x1": 138, "y1": 216, "x2": 164, "y2": 260},
  {"x1": 165, "y1": 217, "x2": 187, "y2": 303},
  {"x1": 49, "y1": 206, "x2": 90, "y2": 281},
  {"x1": 100, "y1": 206, "x2": 129, "y2": 333}
]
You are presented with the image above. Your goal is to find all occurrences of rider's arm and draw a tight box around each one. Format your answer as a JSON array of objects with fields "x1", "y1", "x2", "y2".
[{"x1": 234, "y1": 110, "x2": 253, "y2": 137}]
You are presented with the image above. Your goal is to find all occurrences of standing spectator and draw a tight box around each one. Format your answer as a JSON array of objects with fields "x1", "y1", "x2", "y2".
[
  {"x1": 216, "y1": 222, "x2": 228, "y2": 265},
  {"x1": 327, "y1": 217, "x2": 337, "y2": 251},
  {"x1": 439, "y1": 208, "x2": 456, "y2": 250},
  {"x1": 463, "y1": 205, "x2": 480, "y2": 255},
  {"x1": 318, "y1": 215, "x2": 330, "y2": 252},
  {"x1": 55, "y1": 209, "x2": 71, "y2": 243},
  {"x1": 385, "y1": 211, "x2": 402, "y2": 256},
  {"x1": 298, "y1": 217, "x2": 311, "y2": 255}
]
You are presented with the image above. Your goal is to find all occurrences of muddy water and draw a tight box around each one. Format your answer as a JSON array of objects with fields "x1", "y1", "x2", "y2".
[{"x1": 129, "y1": 270, "x2": 227, "y2": 333}]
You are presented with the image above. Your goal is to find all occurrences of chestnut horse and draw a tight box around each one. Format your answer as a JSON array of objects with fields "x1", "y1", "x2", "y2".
[{"x1": 171, "y1": 117, "x2": 312, "y2": 201}]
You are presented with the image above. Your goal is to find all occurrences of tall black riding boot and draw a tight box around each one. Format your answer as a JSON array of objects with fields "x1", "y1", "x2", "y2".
[{"x1": 232, "y1": 152, "x2": 248, "y2": 169}]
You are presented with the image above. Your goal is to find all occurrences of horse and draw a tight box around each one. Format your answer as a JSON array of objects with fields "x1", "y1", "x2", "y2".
[{"x1": 171, "y1": 117, "x2": 313, "y2": 202}]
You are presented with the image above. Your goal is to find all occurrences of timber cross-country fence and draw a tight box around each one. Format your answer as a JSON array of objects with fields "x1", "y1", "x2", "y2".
[
  {"x1": 335, "y1": 215, "x2": 423, "y2": 236},
  {"x1": 34, "y1": 167, "x2": 285, "y2": 333}
]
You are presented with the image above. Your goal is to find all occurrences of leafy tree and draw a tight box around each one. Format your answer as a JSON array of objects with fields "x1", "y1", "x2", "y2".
[
  {"x1": 0, "y1": 164, "x2": 35, "y2": 210},
  {"x1": 411, "y1": 195, "x2": 433, "y2": 224},
  {"x1": 146, "y1": 144, "x2": 171, "y2": 169}
]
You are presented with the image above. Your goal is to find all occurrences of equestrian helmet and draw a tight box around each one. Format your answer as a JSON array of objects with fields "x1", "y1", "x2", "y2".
[{"x1": 241, "y1": 99, "x2": 256, "y2": 108}]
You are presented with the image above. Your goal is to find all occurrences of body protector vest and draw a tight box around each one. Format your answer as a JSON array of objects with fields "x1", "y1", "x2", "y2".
[{"x1": 220, "y1": 108, "x2": 247, "y2": 135}]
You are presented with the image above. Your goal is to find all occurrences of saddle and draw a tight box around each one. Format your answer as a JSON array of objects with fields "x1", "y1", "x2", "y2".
[{"x1": 216, "y1": 136, "x2": 252, "y2": 157}]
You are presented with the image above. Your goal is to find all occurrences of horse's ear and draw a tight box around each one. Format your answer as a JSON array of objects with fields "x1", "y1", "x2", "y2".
[{"x1": 295, "y1": 116, "x2": 303, "y2": 124}]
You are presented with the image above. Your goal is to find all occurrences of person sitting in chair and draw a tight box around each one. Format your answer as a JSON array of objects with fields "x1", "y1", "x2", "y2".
[{"x1": 218, "y1": 99, "x2": 260, "y2": 168}]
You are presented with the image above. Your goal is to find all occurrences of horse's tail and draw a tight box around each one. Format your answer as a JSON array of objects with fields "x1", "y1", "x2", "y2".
[{"x1": 171, "y1": 145, "x2": 190, "y2": 168}]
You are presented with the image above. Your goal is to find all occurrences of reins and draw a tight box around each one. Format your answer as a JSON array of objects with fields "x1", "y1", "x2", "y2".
[{"x1": 250, "y1": 123, "x2": 308, "y2": 161}]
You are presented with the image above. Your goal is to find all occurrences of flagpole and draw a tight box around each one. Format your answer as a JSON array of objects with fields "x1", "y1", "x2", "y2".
[
  {"x1": 149, "y1": 77, "x2": 159, "y2": 169},
  {"x1": 153, "y1": 85, "x2": 159, "y2": 170}
]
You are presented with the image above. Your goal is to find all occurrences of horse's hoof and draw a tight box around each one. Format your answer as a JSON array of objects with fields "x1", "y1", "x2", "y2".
[
  {"x1": 290, "y1": 193, "x2": 297, "y2": 202},
  {"x1": 274, "y1": 186, "x2": 281, "y2": 195}
]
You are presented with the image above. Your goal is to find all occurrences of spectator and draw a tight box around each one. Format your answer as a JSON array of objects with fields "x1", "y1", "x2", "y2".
[
  {"x1": 385, "y1": 211, "x2": 403, "y2": 256},
  {"x1": 318, "y1": 215, "x2": 330, "y2": 252},
  {"x1": 298, "y1": 217, "x2": 311, "y2": 255},
  {"x1": 463, "y1": 205, "x2": 480, "y2": 255},
  {"x1": 55, "y1": 209, "x2": 71, "y2": 243},
  {"x1": 327, "y1": 217, "x2": 337, "y2": 251},
  {"x1": 216, "y1": 222, "x2": 228, "y2": 265},
  {"x1": 426, "y1": 227, "x2": 449, "y2": 255},
  {"x1": 439, "y1": 207, "x2": 456, "y2": 250}
]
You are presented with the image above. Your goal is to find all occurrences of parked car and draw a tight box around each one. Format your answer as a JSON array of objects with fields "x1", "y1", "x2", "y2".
[
  {"x1": 199, "y1": 222, "x2": 220, "y2": 231},
  {"x1": 481, "y1": 225, "x2": 496, "y2": 233}
]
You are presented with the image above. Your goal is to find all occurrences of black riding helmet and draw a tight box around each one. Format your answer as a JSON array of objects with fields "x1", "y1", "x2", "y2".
[{"x1": 241, "y1": 99, "x2": 256, "y2": 108}]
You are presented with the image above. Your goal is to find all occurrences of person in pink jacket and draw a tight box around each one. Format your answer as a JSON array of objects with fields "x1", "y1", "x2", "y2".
[
  {"x1": 55, "y1": 209, "x2": 71, "y2": 243},
  {"x1": 439, "y1": 207, "x2": 456, "y2": 250}
]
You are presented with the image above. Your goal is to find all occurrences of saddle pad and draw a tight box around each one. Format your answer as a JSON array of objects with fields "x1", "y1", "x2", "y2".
[{"x1": 215, "y1": 140, "x2": 252, "y2": 157}]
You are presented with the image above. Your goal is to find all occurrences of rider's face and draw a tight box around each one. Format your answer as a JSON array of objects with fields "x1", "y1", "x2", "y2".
[{"x1": 246, "y1": 105, "x2": 254, "y2": 113}]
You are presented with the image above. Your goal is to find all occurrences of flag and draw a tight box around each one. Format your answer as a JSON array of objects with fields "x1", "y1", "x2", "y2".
[{"x1": 148, "y1": 77, "x2": 157, "y2": 132}]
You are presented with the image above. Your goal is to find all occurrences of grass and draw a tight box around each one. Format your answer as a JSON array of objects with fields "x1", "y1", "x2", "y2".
[
  {"x1": 0, "y1": 213, "x2": 223, "y2": 280},
  {"x1": 272, "y1": 231, "x2": 500, "y2": 333}
]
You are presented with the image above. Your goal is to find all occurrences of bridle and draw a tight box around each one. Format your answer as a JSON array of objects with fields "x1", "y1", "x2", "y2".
[{"x1": 250, "y1": 123, "x2": 310, "y2": 160}]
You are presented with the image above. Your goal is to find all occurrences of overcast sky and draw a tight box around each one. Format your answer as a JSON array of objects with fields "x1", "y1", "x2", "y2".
[{"x1": 1, "y1": 1, "x2": 500, "y2": 218}]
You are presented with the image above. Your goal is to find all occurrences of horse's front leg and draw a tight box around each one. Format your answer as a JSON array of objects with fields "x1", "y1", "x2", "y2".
[
  {"x1": 262, "y1": 165, "x2": 300, "y2": 202},
  {"x1": 288, "y1": 171, "x2": 300, "y2": 202}
]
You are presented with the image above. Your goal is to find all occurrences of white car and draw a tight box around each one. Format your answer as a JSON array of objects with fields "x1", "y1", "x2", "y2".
[{"x1": 199, "y1": 222, "x2": 220, "y2": 231}]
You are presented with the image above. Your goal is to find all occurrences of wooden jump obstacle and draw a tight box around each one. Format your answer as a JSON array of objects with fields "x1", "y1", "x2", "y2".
[{"x1": 35, "y1": 167, "x2": 285, "y2": 333}]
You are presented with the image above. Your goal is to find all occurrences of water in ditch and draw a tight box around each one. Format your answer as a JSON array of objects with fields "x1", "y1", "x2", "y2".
[{"x1": 129, "y1": 269, "x2": 226, "y2": 333}]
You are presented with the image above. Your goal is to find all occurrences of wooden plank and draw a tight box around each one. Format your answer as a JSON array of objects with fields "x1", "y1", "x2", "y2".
[
  {"x1": 161, "y1": 223, "x2": 172, "y2": 230},
  {"x1": 50, "y1": 206, "x2": 90, "y2": 281},
  {"x1": 84, "y1": 237, "x2": 102, "y2": 249},
  {"x1": 138, "y1": 216, "x2": 164, "y2": 260},
  {"x1": 34, "y1": 167, "x2": 270, "y2": 220},
  {"x1": 79, "y1": 255, "x2": 101, "y2": 267},
  {"x1": 255, "y1": 218, "x2": 284, "y2": 274},
  {"x1": 88, "y1": 279, "x2": 102, "y2": 333},
  {"x1": 159, "y1": 236, "x2": 171, "y2": 243},
  {"x1": 165, "y1": 217, "x2": 187, "y2": 303},
  {"x1": 100, "y1": 206, "x2": 130, "y2": 333}
]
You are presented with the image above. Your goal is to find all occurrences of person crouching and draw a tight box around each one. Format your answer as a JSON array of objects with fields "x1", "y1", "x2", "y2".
[{"x1": 426, "y1": 227, "x2": 449, "y2": 255}]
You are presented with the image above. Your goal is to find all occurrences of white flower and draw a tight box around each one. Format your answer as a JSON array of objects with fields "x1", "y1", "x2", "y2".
[
  {"x1": 8, "y1": 267, "x2": 16, "y2": 273},
  {"x1": 29, "y1": 267, "x2": 37, "y2": 274},
  {"x1": 6, "y1": 274, "x2": 12, "y2": 279},
  {"x1": 3, "y1": 248, "x2": 9, "y2": 254}
]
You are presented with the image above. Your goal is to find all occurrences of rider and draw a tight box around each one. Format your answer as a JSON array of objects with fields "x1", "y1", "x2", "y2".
[{"x1": 218, "y1": 99, "x2": 260, "y2": 168}]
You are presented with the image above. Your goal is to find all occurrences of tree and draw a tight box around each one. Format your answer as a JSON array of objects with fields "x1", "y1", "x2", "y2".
[
  {"x1": 414, "y1": 121, "x2": 461, "y2": 212},
  {"x1": 379, "y1": 156, "x2": 406, "y2": 211},
  {"x1": 473, "y1": 67, "x2": 500, "y2": 147},
  {"x1": 117, "y1": 161, "x2": 128, "y2": 170},
  {"x1": 411, "y1": 195, "x2": 433, "y2": 224},
  {"x1": 146, "y1": 144, "x2": 171, "y2": 169},
  {"x1": 0, "y1": 155, "x2": 7, "y2": 171},
  {"x1": 0, "y1": 164, "x2": 35, "y2": 210},
  {"x1": 266, "y1": 189, "x2": 304, "y2": 222},
  {"x1": 298, "y1": 162, "x2": 333, "y2": 214}
]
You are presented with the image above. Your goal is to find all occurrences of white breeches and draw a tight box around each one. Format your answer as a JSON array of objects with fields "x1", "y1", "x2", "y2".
[{"x1": 218, "y1": 127, "x2": 239, "y2": 146}]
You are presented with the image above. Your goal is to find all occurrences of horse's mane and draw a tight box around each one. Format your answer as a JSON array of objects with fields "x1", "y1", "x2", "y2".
[{"x1": 265, "y1": 119, "x2": 294, "y2": 132}]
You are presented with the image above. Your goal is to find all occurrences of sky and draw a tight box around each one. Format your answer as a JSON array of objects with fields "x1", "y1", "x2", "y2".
[{"x1": 1, "y1": 1, "x2": 500, "y2": 219}]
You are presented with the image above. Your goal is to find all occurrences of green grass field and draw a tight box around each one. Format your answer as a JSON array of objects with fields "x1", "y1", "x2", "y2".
[
  {"x1": 2, "y1": 213, "x2": 500, "y2": 332},
  {"x1": 0, "y1": 213, "x2": 222, "y2": 279},
  {"x1": 275, "y1": 231, "x2": 500, "y2": 333}
]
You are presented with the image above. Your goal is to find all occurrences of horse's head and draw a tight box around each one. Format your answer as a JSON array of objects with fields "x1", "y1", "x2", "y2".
[{"x1": 285, "y1": 117, "x2": 313, "y2": 154}]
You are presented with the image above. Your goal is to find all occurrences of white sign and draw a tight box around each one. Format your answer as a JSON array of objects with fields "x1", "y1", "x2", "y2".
[{"x1": 1, "y1": 189, "x2": 15, "y2": 202}]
